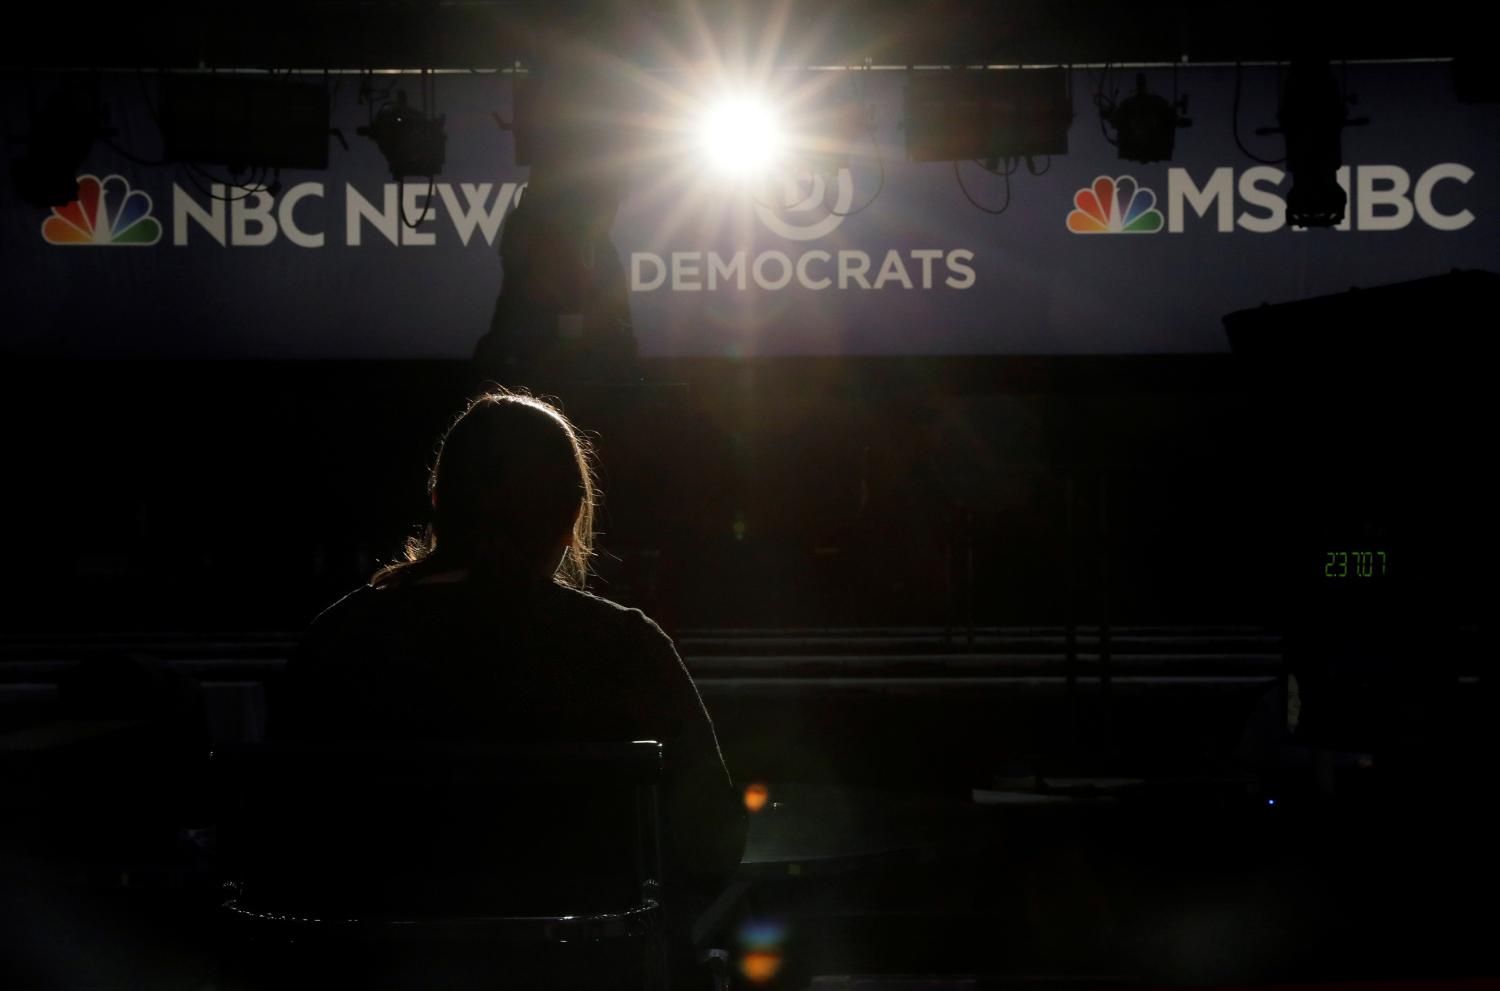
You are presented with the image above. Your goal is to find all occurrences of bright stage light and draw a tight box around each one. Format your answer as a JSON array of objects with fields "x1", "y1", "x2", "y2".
[{"x1": 698, "y1": 95, "x2": 785, "y2": 179}]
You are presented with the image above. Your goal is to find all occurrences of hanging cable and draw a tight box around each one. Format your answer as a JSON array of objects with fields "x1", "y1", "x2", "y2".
[
  {"x1": 1092, "y1": 61, "x2": 1120, "y2": 147},
  {"x1": 398, "y1": 175, "x2": 437, "y2": 231},
  {"x1": 1233, "y1": 62, "x2": 1285, "y2": 165},
  {"x1": 392, "y1": 69, "x2": 438, "y2": 230},
  {"x1": 189, "y1": 158, "x2": 273, "y2": 199},
  {"x1": 972, "y1": 156, "x2": 1019, "y2": 177},
  {"x1": 179, "y1": 163, "x2": 269, "y2": 202},
  {"x1": 954, "y1": 159, "x2": 1011, "y2": 214}
]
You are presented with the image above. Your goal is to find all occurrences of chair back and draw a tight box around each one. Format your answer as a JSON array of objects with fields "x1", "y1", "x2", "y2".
[{"x1": 214, "y1": 740, "x2": 664, "y2": 919}]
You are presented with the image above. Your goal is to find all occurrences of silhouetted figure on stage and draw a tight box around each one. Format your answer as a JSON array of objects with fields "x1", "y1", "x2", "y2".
[
  {"x1": 274, "y1": 390, "x2": 744, "y2": 974},
  {"x1": 473, "y1": 65, "x2": 638, "y2": 387},
  {"x1": 473, "y1": 182, "x2": 637, "y2": 386}
]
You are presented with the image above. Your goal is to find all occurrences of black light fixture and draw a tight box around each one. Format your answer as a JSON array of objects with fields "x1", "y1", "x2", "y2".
[
  {"x1": 1451, "y1": 51, "x2": 1499, "y2": 103},
  {"x1": 160, "y1": 73, "x2": 331, "y2": 174},
  {"x1": 358, "y1": 86, "x2": 445, "y2": 181},
  {"x1": 905, "y1": 68, "x2": 1072, "y2": 163},
  {"x1": 801, "y1": 85, "x2": 876, "y2": 177},
  {"x1": 1098, "y1": 73, "x2": 1191, "y2": 163},
  {"x1": 10, "y1": 78, "x2": 102, "y2": 209},
  {"x1": 1270, "y1": 59, "x2": 1367, "y2": 228}
]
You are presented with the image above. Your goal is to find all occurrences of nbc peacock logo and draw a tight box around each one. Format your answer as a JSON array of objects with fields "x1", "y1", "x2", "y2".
[
  {"x1": 1066, "y1": 175, "x2": 1164, "y2": 234},
  {"x1": 41, "y1": 174, "x2": 163, "y2": 246}
]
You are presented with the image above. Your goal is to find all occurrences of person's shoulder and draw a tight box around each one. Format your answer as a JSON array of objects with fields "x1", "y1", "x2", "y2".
[
  {"x1": 315, "y1": 582, "x2": 378, "y2": 617},
  {"x1": 283, "y1": 585, "x2": 380, "y2": 681},
  {"x1": 551, "y1": 582, "x2": 651, "y2": 622},
  {"x1": 549, "y1": 586, "x2": 694, "y2": 698},
  {"x1": 302, "y1": 583, "x2": 382, "y2": 640},
  {"x1": 548, "y1": 583, "x2": 673, "y2": 642}
]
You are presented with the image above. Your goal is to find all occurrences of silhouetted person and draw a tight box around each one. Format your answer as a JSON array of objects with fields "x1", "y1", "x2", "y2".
[
  {"x1": 473, "y1": 184, "x2": 637, "y2": 385},
  {"x1": 273, "y1": 390, "x2": 744, "y2": 959},
  {"x1": 473, "y1": 65, "x2": 638, "y2": 385}
]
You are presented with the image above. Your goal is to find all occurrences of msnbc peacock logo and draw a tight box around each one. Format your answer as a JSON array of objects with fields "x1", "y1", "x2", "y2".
[
  {"x1": 1066, "y1": 175, "x2": 1164, "y2": 234},
  {"x1": 41, "y1": 174, "x2": 163, "y2": 246}
]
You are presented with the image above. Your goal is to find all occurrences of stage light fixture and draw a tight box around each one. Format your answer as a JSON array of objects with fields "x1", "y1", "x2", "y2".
[
  {"x1": 904, "y1": 68, "x2": 1072, "y2": 164},
  {"x1": 1452, "y1": 53, "x2": 1500, "y2": 102},
  {"x1": 1099, "y1": 73, "x2": 1191, "y2": 163},
  {"x1": 504, "y1": 73, "x2": 627, "y2": 171},
  {"x1": 1267, "y1": 59, "x2": 1367, "y2": 228},
  {"x1": 358, "y1": 88, "x2": 446, "y2": 181},
  {"x1": 160, "y1": 74, "x2": 331, "y2": 173},
  {"x1": 10, "y1": 80, "x2": 102, "y2": 209},
  {"x1": 697, "y1": 94, "x2": 785, "y2": 180},
  {"x1": 800, "y1": 93, "x2": 876, "y2": 178}
]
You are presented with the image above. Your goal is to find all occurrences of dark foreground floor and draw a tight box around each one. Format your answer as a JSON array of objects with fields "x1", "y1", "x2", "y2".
[
  {"x1": 2, "y1": 626, "x2": 1494, "y2": 989},
  {"x1": 4, "y1": 768, "x2": 1498, "y2": 991}
]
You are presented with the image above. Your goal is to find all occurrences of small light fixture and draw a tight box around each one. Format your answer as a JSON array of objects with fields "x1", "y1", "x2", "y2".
[
  {"x1": 1099, "y1": 73, "x2": 1191, "y2": 164},
  {"x1": 358, "y1": 88, "x2": 446, "y2": 182},
  {"x1": 1270, "y1": 59, "x2": 1368, "y2": 227},
  {"x1": 11, "y1": 80, "x2": 101, "y2": 209}
]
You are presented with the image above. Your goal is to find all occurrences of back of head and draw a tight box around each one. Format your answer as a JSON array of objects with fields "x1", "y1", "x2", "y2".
[{"x1": 374, "y1": 390, "x2": 596, "y2": 589}]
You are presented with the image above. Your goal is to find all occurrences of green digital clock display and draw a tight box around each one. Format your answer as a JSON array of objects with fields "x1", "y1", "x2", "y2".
[{"x1": 1323, "y1": 550, "x2": 1388, "y2": 578}]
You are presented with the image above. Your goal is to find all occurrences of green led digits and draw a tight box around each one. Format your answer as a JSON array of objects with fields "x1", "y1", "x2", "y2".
[{"x1": 1323, "y1": 550, "x2": 1388, "y2": 578}]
